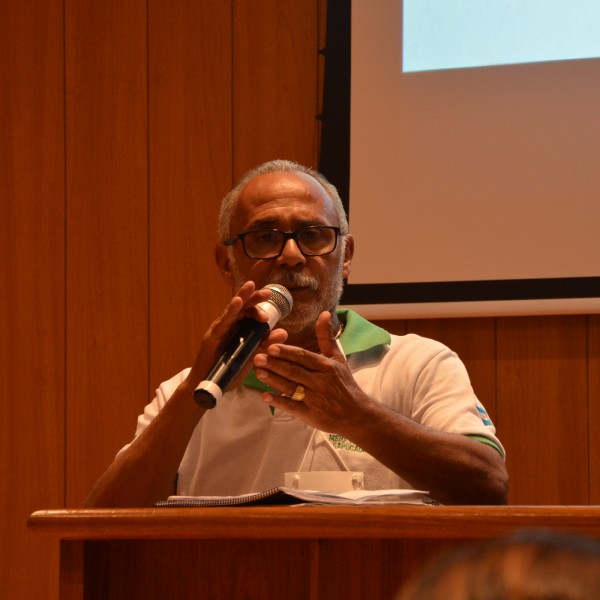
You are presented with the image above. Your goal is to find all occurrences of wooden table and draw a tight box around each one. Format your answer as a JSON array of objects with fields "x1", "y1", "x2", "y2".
[{"x1": 29, "y1": 505, "x2": 600, "y2": 599}]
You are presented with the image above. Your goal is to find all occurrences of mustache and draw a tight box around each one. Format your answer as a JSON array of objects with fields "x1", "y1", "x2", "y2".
[{"x1": 268, "y1": 271, "x2": 319, "y2": 291}]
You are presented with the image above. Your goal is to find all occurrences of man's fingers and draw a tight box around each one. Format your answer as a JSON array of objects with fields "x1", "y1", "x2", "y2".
[
  {"x1": 219, "y1": 282, "x2": 274, "y2": 327},
  {"x1": 315, "y1": 311, "x2": 346, "y2": 361}
]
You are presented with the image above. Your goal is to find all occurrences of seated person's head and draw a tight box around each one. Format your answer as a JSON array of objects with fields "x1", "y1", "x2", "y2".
[{"x1": 396, "y1": 529, "x2": 600, "y2": 600}]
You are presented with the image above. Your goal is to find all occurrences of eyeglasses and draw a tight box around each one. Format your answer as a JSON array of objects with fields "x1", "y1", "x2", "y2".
[{"x1": 224, "y1": 226, "x2": 342, "y2": 259}]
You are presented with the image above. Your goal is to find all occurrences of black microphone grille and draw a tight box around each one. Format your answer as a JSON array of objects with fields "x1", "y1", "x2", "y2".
[{"x1": 264, "y1": 284, "x2": 293, "y2": 319}]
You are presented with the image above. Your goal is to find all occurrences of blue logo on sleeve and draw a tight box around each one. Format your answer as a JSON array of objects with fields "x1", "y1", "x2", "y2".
[{"x1": 476, "y1": 405, "x2": 493, "y2": 426}]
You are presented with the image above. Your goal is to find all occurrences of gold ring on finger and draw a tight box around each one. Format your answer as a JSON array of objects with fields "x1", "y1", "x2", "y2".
[{"x1": 291, "y1": 385, "x2": 305, "y2": 401}]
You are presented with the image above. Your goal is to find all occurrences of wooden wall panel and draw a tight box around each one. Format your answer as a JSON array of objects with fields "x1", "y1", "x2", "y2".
[
  {"x1": 233, "y1": 0, "x2": 321, "y2": 176},
  {"x1": 373, "y1": 319, "x2": 408, "y2": 337},
  {"x1": 65, "y1": 0, "x2": 149, "y2": 506},
  {"x1": 3, "y1": 1, "x2": 598, "y2": 598},
  {"x1": 496, "y1": 316, "x2": 589, "y2": 504},
  {"x1": 0, "y1": 1, "x2": 65, "y2": 598},
  {"x1": 148, "y1": 0, "x2": 233, "y2": 389},
  {"x1": 589, "y1": 315, "x2": 600, "y2": 503}
]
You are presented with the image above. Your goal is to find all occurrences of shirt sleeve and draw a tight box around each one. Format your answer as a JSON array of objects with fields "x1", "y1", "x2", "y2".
[
  {"x1": 115, "y1": 368, "x2": 191, "y2": 459},
  {"x1": 409, "y1": 343, "x2": 505, "y2": 457}
]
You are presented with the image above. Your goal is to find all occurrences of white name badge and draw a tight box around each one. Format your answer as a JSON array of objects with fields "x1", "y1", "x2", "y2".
[{"x1": 284, "y1": 471, "x2": 364, "y2": 493}]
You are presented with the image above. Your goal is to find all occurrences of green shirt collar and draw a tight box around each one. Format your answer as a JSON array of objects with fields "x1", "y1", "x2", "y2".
[
  {"x1": 243, "y1": 309, "x2": 391, "y2": 392},
  {"x1": 336, "y1": 308, "x2": 391, "y2": 355}
]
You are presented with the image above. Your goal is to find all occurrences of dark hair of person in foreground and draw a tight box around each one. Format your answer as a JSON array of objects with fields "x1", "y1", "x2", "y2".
[{"x1": 396, "y1": 528, "x2": 600, "y2": 600}]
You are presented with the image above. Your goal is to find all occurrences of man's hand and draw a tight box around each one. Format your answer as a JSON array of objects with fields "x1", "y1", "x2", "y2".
[
  {"x1": 254, "y1": 311, "x2": 508, "y2": 505},
  {"x1": 253, "y1": 311, "x2": 369, "y2": 432},
  {"x1": 85, "y1": 281, "x2": 288, "y2": 508},
  {"x1": 187, "y1": 281, "x2": 288, "y2": 391}
]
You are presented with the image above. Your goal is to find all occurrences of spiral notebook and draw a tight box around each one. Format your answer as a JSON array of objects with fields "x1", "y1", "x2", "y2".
[{"x1": 155, "y1": 487, "x2": 435, "y2": 507}]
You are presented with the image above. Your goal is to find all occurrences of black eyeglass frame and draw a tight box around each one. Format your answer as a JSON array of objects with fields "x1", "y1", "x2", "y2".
[{"x1": 223, "y1": 225, "x2": 343, "y2": 260}]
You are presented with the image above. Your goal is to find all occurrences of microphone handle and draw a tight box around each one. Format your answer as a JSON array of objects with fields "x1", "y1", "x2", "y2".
[{"x1": 194, "y1": 318, "x2": 270, "y2": 409}]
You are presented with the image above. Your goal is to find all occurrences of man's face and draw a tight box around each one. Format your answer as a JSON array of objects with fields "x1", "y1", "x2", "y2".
[{"x1": 217, "y1": 171, "x2": 353, "y2": 334}]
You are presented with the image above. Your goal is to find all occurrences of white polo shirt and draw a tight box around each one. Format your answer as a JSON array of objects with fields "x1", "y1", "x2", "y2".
[{"x1": 125, "y1": 309, "x2": 504, "y2": 496}]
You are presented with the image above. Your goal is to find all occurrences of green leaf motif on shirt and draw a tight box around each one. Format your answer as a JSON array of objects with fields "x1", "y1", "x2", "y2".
[{"x1": 328, "y1": 433, "x2": 364, "y2": 453}]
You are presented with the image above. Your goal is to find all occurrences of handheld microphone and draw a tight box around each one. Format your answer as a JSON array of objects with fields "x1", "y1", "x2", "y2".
[{"x1": 193, "y1": 284, "x2": 293, "y2": 409}]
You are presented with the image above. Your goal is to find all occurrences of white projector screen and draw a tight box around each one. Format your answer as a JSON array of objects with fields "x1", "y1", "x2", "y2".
[{"x1": 341, "y1": 0, "x2": 600, "y2": 318}]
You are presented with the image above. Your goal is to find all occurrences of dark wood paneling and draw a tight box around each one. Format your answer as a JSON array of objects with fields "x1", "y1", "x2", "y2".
[
  {"x1": 497, "y1": 315, "x2": 589, "y2": 504},
  {"x1": 148, "y1": 0, "x2": 233, "y2": 389},
  {"x1": 374, "y1": 319, "x2": 408, "y2": 337},
  {"x1": 589, "y1": 314, "x2": 600, "y2": 503},
  {"x1": 0, "y1": 1, "x2": 65, "y2": 597},
  {"x1": 100, "y1": 539, "x2": 311, "y2": 599},
  {"x1": 318, "y1": 539, "x2": 459, "y2": 598},
  {"x1": 65, "y1": 0, "x2": 149, "y2": 506},
  {"x1": 31, "y1": 506, "x2": 600, "y2": 600},
  {"x1": 232, "y1": 0, "x2": 320, "y2": 176},
  {"x1": 5, "y1": 1, "x2": 600, "y2": 598}
]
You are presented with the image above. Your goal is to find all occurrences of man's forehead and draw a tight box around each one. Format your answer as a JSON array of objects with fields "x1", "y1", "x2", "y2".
[
  {"x1": 240, "y1": 170, "x2": 323, "y2": 199},
  {"x1": 233, "y1": 171, "x2": 336, "y2": 222}
]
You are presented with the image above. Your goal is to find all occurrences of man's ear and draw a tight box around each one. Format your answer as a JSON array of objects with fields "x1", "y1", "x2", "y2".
[
  {"x1": 342, "y1": 234, "x2": 354, "y2": 279},
  {"x1": 215, "y1": 243, "x2": 234, "y2": 285}
]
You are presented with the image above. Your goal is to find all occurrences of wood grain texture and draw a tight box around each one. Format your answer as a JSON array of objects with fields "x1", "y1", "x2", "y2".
[
  {"x1": 148, "y1": 0, "x2": 232, "y2": 388},
  {"x1": 0, "y1": 1, "x2": 65, "y2": 598},
  {"x1": 497, "y1": 315, "x2": 589, "y2": 504},
  {"x1": 60, "y1": 541, "x2": 85, "y2": 600},
  {"x1": 589, "y1": 315, "x2": 600, "y2": 503},
  {"x1": 93, "y1": 539, "x2": 312, "y2": 600},
  {"x1": 317, "y1": 538, "x2": 459, "y2": 599},
  {"x1": 65, "y1": 0, "x2": 149, "y2": 506},
  {"x1": 30, "y1": 505, "x2": 600, "y2": 539},
  {"x1": 30, "y1": 507, "x2": 600, "y2": 600},
  {"x1": 4, "y1": 1, "x2": 600, "y2": 598},
  {"x1": 374, "y1": 319, "x2": 408, "y2": 337},
  {"x1": 232, "y1": 0, "x2": 320, "y2": 175}
]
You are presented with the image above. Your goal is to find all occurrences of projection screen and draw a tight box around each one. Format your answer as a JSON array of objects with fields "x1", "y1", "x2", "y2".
[{"x1": 339, "y1": 0, "x2": 600, "y2": 318}]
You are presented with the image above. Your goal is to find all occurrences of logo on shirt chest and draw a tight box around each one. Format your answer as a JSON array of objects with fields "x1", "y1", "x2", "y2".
[{"x1": 328, "y1": 433, "x2": 364, "y2": 453}]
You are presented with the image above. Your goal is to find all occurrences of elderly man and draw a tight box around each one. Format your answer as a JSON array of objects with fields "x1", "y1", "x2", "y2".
[{"x1": 86, "y1": 159, "x2": 508, "y2": 507}]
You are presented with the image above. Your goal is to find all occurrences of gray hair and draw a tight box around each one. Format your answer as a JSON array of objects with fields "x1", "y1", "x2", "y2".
[{"x1": 218, "y1": 159, "x2": 349, "y2": 242}]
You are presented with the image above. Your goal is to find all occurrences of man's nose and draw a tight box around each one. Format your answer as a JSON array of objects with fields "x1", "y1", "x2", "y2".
[{"x1": 276, "y1": 237, "x2": 306, "y2": 267}]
